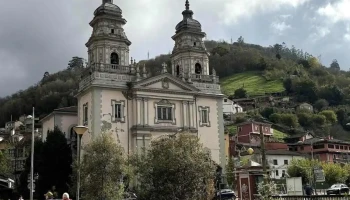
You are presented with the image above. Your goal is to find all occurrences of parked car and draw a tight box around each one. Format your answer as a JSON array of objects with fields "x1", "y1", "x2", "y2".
[
  {"x1": 123, "y1": 192, "x2": 137, "y2": 200},
  {"x1": 215, "y1": 189, "x2": 236, "y2": 200},
  {"x1": 326, "y1": 184, "x2": 349, "y2": 195}
]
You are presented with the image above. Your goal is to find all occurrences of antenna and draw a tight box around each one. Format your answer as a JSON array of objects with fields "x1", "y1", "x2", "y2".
[{"x1": 148, "y1": 51, "x2": 149, "y2": 60}]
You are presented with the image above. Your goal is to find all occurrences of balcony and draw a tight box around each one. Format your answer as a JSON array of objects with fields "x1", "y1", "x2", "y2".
[
  {"x1": 190, "y1": 74, "x2": 219, "y2": 83},
  {"x1": 86, "y1": 63, "x2": 137, "y2": 75}
]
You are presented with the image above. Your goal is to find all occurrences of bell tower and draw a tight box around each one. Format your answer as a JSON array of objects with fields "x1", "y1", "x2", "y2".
[
  {"x1": 86, "y1": 0, "x2": 131, "y2": 66},
  {"x1": 171, "y1": 0, "x2": 210, "y2": 79}
]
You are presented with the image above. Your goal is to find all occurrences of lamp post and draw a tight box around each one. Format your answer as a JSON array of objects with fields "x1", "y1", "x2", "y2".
[
  {"x1": 27, "y1": 107, "x2": 35, "y2": 200},
  {"x1": 73, "y1": 125, "x2": 88, "y2": 200}
]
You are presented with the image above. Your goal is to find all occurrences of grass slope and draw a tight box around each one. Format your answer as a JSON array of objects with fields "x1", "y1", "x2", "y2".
[
  {"x1": 272, "y1": 129, "x2": 287, "y2": 141},
  {"x1": 220, "y1": 71, "x2": 284, "y2": 96}
]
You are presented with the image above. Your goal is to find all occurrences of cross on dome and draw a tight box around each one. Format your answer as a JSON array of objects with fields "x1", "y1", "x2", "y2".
[
  {"x1": 103, "y1": 0, "x2": 112, "y2": 4},
  {"x1": 185, "y1": 0, "x2": 190, "y2": 10}
]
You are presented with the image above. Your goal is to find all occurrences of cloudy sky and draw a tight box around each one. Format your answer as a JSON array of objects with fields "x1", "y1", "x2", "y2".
[{"x1": 0, "y1": 0, "x2": 349, "y2": 97}]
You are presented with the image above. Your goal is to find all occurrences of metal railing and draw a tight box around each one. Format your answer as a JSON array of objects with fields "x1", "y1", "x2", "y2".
[
  {"x1": 271, "y1": 195, "x2": 348, "y2": 200},
  {"x1": 87, "y1": 63, "x2": 136, "y2": 75}
]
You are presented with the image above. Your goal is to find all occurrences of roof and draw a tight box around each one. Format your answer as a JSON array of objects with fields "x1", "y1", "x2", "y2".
[
  {"x1": 240, "y1": 149, "x2": 304, "y2": 156},
  {"x1": 265, "y1": 150, "x2": 304, "y2": 156},
  {"x1": 175, "y1": 1, "x2": 203, "y2": 35},
  {"x1": 94, "y1": 2, "x2": 122, "y2": 17},
  {"x1": 289, "y1": 137, "x2": 350, "y2": 146},
  {"x1": 235, "y1": 119, "x2": 272, "y2": 127},
  {"x1": 285, "y1": 132, "x2": 313, "y2": 139},
  {"x1": 39, "y1": 106, "x2": 77, "y2": 123},
  {"x1": 53, "y1": 106, "x2": 77, "y2": 113}
]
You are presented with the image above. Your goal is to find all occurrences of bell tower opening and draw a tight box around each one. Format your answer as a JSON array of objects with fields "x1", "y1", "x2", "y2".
[
  {"x1": 195, "y1": 63, "x2": 202, "y2": 74},
  {"x1": 111, "y1": 52, "x2": 119, "y2": 65},
  {"x1": 176, "y1": 65, "x2": 180, "y2": 76}
]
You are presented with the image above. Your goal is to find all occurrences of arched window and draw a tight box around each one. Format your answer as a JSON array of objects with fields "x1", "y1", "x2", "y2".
[
  {"x1": 110, "y1": 53, "x2": 119, "y2": 65},
  {"x1": 176, "y1": 65, "x2": 180, "y2": 76},
  {"x1": 195, "y1": 63, "x2": 202, "y2": 74}
]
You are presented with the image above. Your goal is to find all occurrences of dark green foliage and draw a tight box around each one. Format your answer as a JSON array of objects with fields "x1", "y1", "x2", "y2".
[
  {"x1": 260, "y1": 107, "x2": 277, "y2": 119},
  {"x1": 18, "y1": 128, "x2": 71, "y2": 199},
  {"x1": 134, "y1": 134, "x2": 215, "y2": 200},
  {"x1": 234, "y1": 88, "x2": 248, "y2": 98},
  {"x1": 38, "y1": 127, "x2": 72, "y2": 197},
  {"x1": 314, "y1": 99, "x2": 329, "y2": 111}
]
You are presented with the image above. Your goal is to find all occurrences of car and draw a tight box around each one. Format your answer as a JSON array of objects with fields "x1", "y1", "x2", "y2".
[
  {"x1": 123, "y1": 192, "x2": 137, "y2": 200},
  {"x1": 215, "y1": 189, "x2": 236, "y2": 200},
  {"x1": 326, "y1": 184, "x2": 349, "y2": 195}
]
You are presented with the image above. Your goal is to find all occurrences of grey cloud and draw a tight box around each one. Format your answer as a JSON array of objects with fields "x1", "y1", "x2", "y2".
[{"x1": 0, "y1": 0, "x2": 349, "y2": 97}]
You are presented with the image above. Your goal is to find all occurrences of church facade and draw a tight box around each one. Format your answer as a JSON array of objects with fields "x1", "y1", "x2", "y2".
[{"x1": 77, "y1": 0, "x2": 225, "y2": 166}]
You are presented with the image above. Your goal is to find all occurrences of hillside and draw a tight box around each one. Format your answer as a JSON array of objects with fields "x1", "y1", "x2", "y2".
[
  {"x1": 1, "y1": 38, "x2": 350, "y2": 140},
  {"x1": 220, "y1": 71, "x2": 284, "y2": 96}
]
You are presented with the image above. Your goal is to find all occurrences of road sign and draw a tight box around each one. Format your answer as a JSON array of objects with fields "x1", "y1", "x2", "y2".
[
  {"x1": 314, "y1": 169, "x2": 325, "y2": 182},
  {"x1": 27, "y1": 183, "x2": 36, "y2": 190}
]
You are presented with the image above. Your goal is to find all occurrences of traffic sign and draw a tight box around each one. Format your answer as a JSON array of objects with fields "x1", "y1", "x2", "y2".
[
  {"x1": 27, "y1": 183, "x2": 36, "y2": 190},
  {"x1": 314, "y1": 169, "x2": 325, "y2": 182}
]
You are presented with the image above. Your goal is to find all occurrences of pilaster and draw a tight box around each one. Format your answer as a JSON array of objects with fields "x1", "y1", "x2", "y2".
[
  {"x1": 136, "y1": 98, "x2": 142, "y2": 125},
  {"x1": 143, "y1": 98, "x2": 149, "y2": 125}
]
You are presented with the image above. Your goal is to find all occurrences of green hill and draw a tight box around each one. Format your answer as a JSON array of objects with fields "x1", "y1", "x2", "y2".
[{"x1": 220, "y1": 71, "x2": 284, "y2": 96}]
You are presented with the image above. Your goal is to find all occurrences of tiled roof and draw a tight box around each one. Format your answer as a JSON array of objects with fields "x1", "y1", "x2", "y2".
[
  {"x1": 53, "y1": 106, "x2": 77, "y2": 113},
  {"x1": 290, "y1": 137, "x2": 350, "y2": 145}
]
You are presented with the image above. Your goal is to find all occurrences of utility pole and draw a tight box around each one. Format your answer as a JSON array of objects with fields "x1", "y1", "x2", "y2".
[{"x1": 259, "y1": 124, "x2": 267, "y2": 183}]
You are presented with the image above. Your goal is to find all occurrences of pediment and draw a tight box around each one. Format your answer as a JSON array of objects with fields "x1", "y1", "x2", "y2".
[{"x1": 134, "y1": 74, "x2": 199, "y2": 92}]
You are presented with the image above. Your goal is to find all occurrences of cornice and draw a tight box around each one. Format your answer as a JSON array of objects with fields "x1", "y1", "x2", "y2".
[
  {"x1": 131, "y1": 125, "x2": 198, "y2": 133},
  {"x1": 86, "y1": 36, "x2": 131, "y2": 47}
]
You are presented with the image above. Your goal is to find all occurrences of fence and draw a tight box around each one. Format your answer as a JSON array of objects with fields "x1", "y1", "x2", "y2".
[{"x1": 271, "y1": 195, "x2": 349, "y2": 200}]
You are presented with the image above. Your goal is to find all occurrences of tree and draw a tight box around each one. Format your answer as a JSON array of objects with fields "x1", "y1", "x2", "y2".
[
  {"x1": 314, "y1": 99, "x2": 329, "y2": 111},
  {"x1": 134, "y1": 133, "x2": 215, "y2": 200},
  {"x1": 226, "y1": 156, "x2": 235, "y2": 189},
  {"x1": 0, "y1": 151, "x2": 11, "y2": 176},
  {"x1": 287, "y1": 159, "x2": 319, "y2": 184},
  {"x1": 67, "y1": 56, "x2": 84, "y2": 70},
  {"x1": 319, "y1": 110, "x2": 337, "y2": 125},
  {"x1": 37, "y1": 127, "x2": 72, "y2": 198},
  {"x1": 237, "y1": 36, "x2": 244, "y2": 44},
  {"x1": 80, "y1": 133, "x2": 126, "y2": 200},
  {"x1": 330, "y1": 59, "x2": 340, "y2": 71},
  {"x1": 234, "y1": 88, "x2": 248, "y2": 98},
  {"x1": 322, "y1": 162, "x2": 348, "y2": 185}
]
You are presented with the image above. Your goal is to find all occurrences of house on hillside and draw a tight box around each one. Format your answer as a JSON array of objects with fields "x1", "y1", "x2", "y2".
[
  {"x1": 288, "y1": 135, "x2": 350, "y2": 163},
  {"x1": 223, "y1": 98, "x2": 243, "y2": 115},
  {"x1": 296, "y1": 103, "x2": 313, "y2": 112},
  {"x1": 229, "y1": 121, "x2": 273, "y2": 157},
  {"x1": 239, "y1": 148, "x2": 305, "y2": 180}
]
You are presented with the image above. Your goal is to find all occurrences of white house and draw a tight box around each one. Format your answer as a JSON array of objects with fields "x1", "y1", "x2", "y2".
[
  {"x1": 223, "y1": 98, "x2": 243, "y2": 115},
  {"x1": 75, "y1": 0, "x2": 225, "y2": 167},
  {"x1": 39, "y1": 106, "x2": 78, "y2": 142},
  {"x1": 266, "y1": 150, "x2": 304, "y2": 180}
]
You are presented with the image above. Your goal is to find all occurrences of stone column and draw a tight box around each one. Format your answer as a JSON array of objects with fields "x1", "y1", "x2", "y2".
[
  {"x1": 182, "y1": 101, "x2": 187, "y2": 128},
  {"x1": 143, "y1": 98, "x2": 149, "y2": 125},
  {"x1": 136, "y1": 98, "x2": 142, "y2": 125},
  {"x1": 188, "y1": 102, "x2": 194, "y2": 128}
]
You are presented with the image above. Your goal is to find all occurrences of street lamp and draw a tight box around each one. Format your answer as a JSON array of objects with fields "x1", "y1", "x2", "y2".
[
  {"x1": 73, "y1": 125, "x2": 88, "y2": 200},
  {"x1": 27, "y1": 107, "x2": 35, "y2": 200}
]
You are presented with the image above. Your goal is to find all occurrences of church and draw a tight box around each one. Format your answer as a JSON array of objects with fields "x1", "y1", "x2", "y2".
[{"x1": 76, "y1": 0, "x2": 225, "y2": 166}]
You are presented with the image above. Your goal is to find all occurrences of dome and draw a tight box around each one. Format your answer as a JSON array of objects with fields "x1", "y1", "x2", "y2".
[
  {"x1": 175, "y1": 1, "x2": 203, "y2": 34},
  {"x1": 94, "y1": 2, "x2": 122, "y2": 17},
  {"x1": 175, "y1": 15, "x2": 202, "y2": 34}
]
